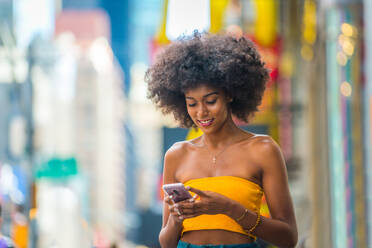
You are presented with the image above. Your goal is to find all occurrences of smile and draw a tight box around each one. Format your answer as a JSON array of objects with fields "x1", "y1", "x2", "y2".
[{"x1": 197, "y1": 118, "x2": 214, "y2": 127}]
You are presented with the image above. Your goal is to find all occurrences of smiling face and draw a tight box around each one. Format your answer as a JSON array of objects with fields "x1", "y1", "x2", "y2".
[{"x1": 185, "y1": 84, "x2": 232, "y2": 134}]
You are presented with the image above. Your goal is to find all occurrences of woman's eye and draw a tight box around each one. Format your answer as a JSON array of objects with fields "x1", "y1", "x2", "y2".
[
  {"x1": 188, "y1": 103, "x2": 196, "y2": 107},
  {"x1": 206, "y1": 99, "x2": 217, "y2": 105}
]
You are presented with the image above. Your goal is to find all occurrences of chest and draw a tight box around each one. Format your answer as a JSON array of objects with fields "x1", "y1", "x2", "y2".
[{"x1": 175, "y1": 147, "x2": 262, "y2": 185}]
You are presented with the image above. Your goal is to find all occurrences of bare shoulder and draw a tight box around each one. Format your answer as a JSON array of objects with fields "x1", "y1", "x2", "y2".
[
  {"x1": 165, "y1": 141, "x2": 187, "y2": 160},
  {"x1": 245, "y1": 135, "x2": 284, "y2": 169},
  {"x1": 163, "y1": 140, "x2": 198, "y2": 183},
  {"x1": 249, "y1": 134, "x2": 279, "y2": 149},
  {"x1": 164, "y1": 140, "x2": 196, "y2": 167}
]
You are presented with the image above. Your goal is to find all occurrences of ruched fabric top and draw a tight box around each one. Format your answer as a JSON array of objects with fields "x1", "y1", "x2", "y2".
[{"x1": 182, "y1": 176, "x2": 263, "y2": 238}]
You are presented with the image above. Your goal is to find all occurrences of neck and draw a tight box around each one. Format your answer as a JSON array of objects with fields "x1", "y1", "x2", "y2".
[{"x1": 202, "y1": 115, "x2": 243, "y2": 149}]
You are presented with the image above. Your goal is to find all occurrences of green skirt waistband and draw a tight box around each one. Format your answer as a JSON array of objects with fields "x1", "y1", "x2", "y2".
[{"x1": 177, "y1": 240, "x2": 259, "y2": 248}]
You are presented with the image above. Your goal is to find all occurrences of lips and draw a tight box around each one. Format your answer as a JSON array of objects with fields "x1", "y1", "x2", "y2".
[{"x1": 197, "y1": 118, "x2": 214, "y2": 127}]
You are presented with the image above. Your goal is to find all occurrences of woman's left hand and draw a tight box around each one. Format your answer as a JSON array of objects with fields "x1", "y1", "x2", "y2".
[{"x1": 174, "y1": 186, "x2": 231, "y2": 219}]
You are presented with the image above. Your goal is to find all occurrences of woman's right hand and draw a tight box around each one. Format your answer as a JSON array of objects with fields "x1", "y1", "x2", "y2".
[
  {"x1": 165, "y1": 195, "x2": 198, "y2": 223},
  {"x1": 164, "y1": 195, "x2": 184, "y2": 223},
  {"x1": 160, "y1": 195, "x2": 187, "y2": 248}
]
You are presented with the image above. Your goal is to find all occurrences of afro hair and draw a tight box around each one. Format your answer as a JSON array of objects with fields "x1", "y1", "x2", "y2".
[{"x1": 145, "y1": 32, "x2": 270, "y2": 128}]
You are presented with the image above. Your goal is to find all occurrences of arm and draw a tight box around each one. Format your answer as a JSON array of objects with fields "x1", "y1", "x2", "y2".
[
  {"x1": 159, "y1": 145, "x2": 184, "y2": 248},
  {"x1": 227, "y1": 137, "x2": 298, "y2": 247}
]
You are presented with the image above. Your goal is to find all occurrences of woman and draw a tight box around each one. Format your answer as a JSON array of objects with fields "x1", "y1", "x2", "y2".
[{"x1": 146, "y1": 33, "x2": 298, "y2": 248}]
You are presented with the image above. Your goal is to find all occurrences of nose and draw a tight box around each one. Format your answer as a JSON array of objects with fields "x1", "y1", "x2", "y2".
[{"x1": 197, "y1": 103, "x2": 208, "y2": 118}]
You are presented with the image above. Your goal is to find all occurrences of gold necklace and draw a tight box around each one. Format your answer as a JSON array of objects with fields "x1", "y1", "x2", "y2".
[
  {"x1": 202, "y1": 134, "x2": 255, "y2": 164},
  {"x1": 203, "y1": 138, "x2": 234, "y2": 164}
]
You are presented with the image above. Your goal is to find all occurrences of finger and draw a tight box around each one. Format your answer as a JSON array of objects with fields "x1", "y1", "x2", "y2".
[
  {"x1": 177, "y1": 202, "x2": 204, "y2": 216},
  {"x1": 180, "y1": 212, "x2": 203, "y2": 219},
  {"x1": 187, "y1": 201, "x2": 204, "y2": 212},
  {"x1": 178, "y1": 207, "x2": 199, "y2": 215},
  {"x1": 172, "y1": 209, "x2": 182, "y2": 216},
  {"x1": 168, "y1": 204, "x2": 176, "y2": 211},
  {"x1": 175, "y1": 208, "x2": 181, "y2": 215},
  {"x1": 169, "y1": 209, "x2": 179, "y2": 216},
  {"x1": 184, "y1": 194, "x2": 198, "y2": 203},
  {"x1": 164, "y1": 196, "x2": 171, "y2": 203},
  {"x1": 170, "y1": 212, "x2": 184, "y2": 223},
  {"x1": 186, "y1": 186, "x2": 207, "y2": 197},
  {"x1": 190, "y1": 194, "x2": 198, "y2": 202},
  {"x1": 169, "y1": 213, "x2": 183, "y2": 223},
  {"x1": 164, "y1": 196, "x2": 175, "y2": 205},
  {"x1": 178, "y1": 195, "x2": 198, "y2": 206},
  {"x1": 171, "y1": 204, "x2": 182, "y2": 215},
  {"x1": 178, "y1": 202, "x2": 199, "y2": 210},
  {"x1": 169, "y1": 206, "x2": 181, "y2": 215}
]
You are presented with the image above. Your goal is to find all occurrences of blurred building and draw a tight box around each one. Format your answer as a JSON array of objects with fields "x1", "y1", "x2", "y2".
[
  {"x1": 364, "y1": 1, "x2": 372, "y2": 247},
  {"x1": 310, "y1": 1, "x2": 368, "y2": 248},
  {"x1": 34, "y1": 9, "x2": 126, "y2": 247},
  {"x1": 1, "y1": 1, "x2": 128, "y2": 247},
  {"x1": 0, "y1": 0, "x2": 39, "y2": 243}
]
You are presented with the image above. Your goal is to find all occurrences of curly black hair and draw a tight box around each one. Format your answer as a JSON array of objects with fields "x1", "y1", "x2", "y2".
[{"x1": 145, "y1": 32, "x2": 269, "y2": 128}]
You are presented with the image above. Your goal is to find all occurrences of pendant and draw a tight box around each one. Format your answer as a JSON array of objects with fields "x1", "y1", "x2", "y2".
[{"x1": 212, "y1": 157, "x2": 216, "y2": 164}]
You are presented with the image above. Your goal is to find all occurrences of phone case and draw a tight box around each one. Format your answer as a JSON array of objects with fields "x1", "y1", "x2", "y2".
[{"x1": 162, "y1": 183, "x2": 192, "y2": 203}]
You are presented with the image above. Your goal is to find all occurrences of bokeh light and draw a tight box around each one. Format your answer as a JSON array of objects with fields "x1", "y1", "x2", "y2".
[{"x1": 340, "y1": 81, "x2": 352, "y2": 97}]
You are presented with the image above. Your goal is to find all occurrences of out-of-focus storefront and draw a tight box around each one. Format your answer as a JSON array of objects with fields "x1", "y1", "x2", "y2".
[
  {"x1": 325, "y1": 5, "x2": 366, "y2": 248},
  {"x1": 364, "y1": 0, "x2": 372, "y2": 247},
  {"x1": 310, "y1": 0, "x2": 369, "y2": 248}
]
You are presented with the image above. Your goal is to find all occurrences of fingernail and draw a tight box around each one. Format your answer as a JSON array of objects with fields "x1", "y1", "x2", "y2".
[
  {"x1": 185, "y1": 186, "x2": 190, "y2": 190},
  {"x1": 188, "y1": 198, "x2": 194, "y2": 202}
]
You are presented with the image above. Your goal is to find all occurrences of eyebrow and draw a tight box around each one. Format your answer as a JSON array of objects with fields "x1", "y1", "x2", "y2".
[{"x1": 185, "y1": 92, "x2": 219, "y2": 100}]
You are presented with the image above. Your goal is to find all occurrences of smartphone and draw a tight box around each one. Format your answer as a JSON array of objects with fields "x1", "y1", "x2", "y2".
[{"x1": 162, "y1": 183, "x2": 192, "y2": 203}]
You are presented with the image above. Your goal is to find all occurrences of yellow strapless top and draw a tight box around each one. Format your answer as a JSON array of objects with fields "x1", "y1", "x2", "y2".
[{"x1": 182, "y1": 176, "x2": 263, "y2": 238}]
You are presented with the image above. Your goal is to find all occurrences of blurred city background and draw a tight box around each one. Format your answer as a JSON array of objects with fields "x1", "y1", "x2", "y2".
[{"x1": 0, "y1": 0, "x2": 371, "y2": 247}]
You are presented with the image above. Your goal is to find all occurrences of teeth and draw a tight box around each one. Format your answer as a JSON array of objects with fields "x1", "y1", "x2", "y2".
[{"x1": 199, "y1": 119, "x2": 212, "y2": 124}]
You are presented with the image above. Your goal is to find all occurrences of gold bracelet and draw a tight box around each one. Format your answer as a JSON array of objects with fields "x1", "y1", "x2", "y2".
[
  {"x1": 246, "y1": 212, "x2": 261, "y2": 234},
  {"x1": 236, "y1": 208, "x2": 248, "y2": 222}
]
